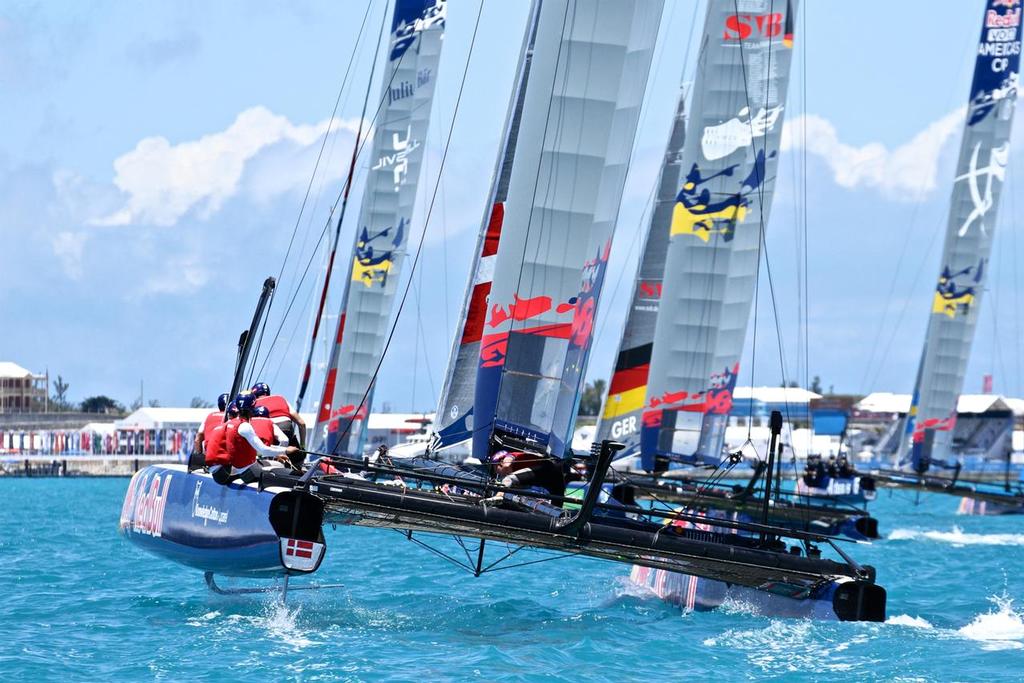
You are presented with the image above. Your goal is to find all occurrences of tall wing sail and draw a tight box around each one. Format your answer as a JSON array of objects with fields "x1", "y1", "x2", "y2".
[
  {"x1": 900, "y1": 0, "x2": 1020, "y2": 469},
  {"x1": 432, "y1": 1, "x2": 543, "y2": 452},
  {"x1": 313, "y1": 0, "x2": 447, "y2": 453},
  {"x1": 595, "y1": 88, "x2": 687, "y2": 455},
  {"x1": 472, "y1": 0, "x2": 664, "y2": 462},
  {"x1": 641, "y1": 0, "x2": 798, "y2": 470}
]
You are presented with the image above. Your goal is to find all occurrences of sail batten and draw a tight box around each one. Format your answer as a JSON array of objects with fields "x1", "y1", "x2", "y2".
[
  {"x1": 312, "y1": 0, "x2": 448, "y2": 454},
  {"x1": 901, "y1": 0, "x2": 1021, "y2": 470}
]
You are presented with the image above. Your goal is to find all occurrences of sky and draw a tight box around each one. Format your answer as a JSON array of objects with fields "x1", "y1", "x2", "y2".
[{"x1": 2, "y1": 0, "x2": 1023, "y2": 413}]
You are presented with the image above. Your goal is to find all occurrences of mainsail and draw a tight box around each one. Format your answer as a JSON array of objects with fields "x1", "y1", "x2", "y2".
[
  {"x1": 640, "y1": 0, "x2": 797, "y2": 470},
  {"x1": 595, "y1": 88, "x2": 687, "y2": 455},
  {"x1": 313, "y1": 0, "x2": 447, "y2": 453},
  {"x1": 471, "y1": 0, "x2": 664, "y2": 462},
  {"x1": 431, "y1": 1, "x2": 543, "y2": 452},
  {"x1": 899, "y1": 0, "x2": 1021, "y2": 470}
]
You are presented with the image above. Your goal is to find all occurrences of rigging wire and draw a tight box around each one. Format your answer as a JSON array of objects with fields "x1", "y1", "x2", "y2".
[{"x1": 329, "y1": 0, "x2": 488, "y2": 453}]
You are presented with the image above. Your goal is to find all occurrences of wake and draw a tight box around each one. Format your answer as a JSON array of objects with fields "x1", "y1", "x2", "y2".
[{"x1": 888, "y1": 525, "x2": 1024, "y2": 546}]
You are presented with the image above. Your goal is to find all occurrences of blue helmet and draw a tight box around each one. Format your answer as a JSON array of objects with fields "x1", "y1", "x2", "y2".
[
  {"x1": 235, "y1": 391, "x2": 257, "y2": 416},
  {"x1": 251, "y1": 382, "x2": 271, "y2": 398},
  {"x1": 252, "y1": 405, "x2": 270, "y2": 418},
  {"x1": 217, "y1": 393, "x2": 230, "y2": 411}
]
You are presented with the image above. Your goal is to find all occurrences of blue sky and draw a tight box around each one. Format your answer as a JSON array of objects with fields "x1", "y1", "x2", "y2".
[{"x1": 2, "y1": 0, "x2": 1022, "y2": 412}]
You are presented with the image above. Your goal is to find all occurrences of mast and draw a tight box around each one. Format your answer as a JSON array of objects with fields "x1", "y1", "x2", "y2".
[
  {"x1": 640, "y1": 0, "x2": 798, "y2": 471},
  {"x1": 595, "y1": 86, "x2": 687, "y2": 456},
  {"x1": 898, "y1": 0, "x2": 1021, "y2": 471},
  {"x1": 431, "y1": 0, "x2": 543, "y2": 452},
  {"x1": 471, "y1": 0, "x2": 664, "y2": 462},
  {"x1": 313, "y1": 0, "x2": 448, "y2": 454}
]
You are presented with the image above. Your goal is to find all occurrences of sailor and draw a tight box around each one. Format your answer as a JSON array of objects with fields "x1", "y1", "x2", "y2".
[
  {"x1": 826, "y1": 454, "x2": 838, "y2": 479},
  {"x1": 252, "y1": 406, "x2": 289, "y2": 446},
  {"x1": 836, "y1": 453, "x2": 854, "y2": 479},
  {"x1": 491, "y1": 449, "x2": 566, "y2": 503},
  {"x1": 204, "y1": 421, "x2": 232, "y2": 485},
  {"x1": 222, "y1": 393, "x2": 300, "y2": 484},
  {"x1": 251, "y1": 382, "x2": 307, "y2": 450},
  {"x1": 193, "y1": 393, "x2": 230, "y2": 461}
]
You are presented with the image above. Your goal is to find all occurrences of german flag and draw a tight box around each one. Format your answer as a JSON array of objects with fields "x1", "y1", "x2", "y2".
[{"x1": 783, "y1": 0, "x2": 795, "y2": 48}]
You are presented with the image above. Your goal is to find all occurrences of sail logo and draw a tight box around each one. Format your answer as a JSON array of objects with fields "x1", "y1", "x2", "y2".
[
  {"x1": 569, "y1": 240, "x2": 611, "y2": 348},
  {"x1": 479, "y1": 294, "x2": 576, "y2": 368},
  {"x1": 390, "y1": 0, "x2": 446, "y2": 61},
  {"x1": 968, "y1": 72, "x2": 1018, "y2": 125},
  {"x1": 955, "y1": 142, "x2": 1008, "y2": 236},
  {"x1": 932, "y1": 260, "x2": 985, "y2": 318},
  {"x1": 701, "y1": 106, "x2": 783, "y2": 161},
  {"x1": 373, "y1": 127, "x2": 421, "y2": 191},
  {"x1": 723, "y1": 13, "x2": 784, "y2": 41},
  {"x1": 190, "y1": 481, "x2": 229, "y2": 527},
  {"x1": 987, "y1": 8, "x2": 1021, "y2": 28},
  {"x1": 351, "y1": 219, "x2": 406, "y2": 287},
  {"x1": 670, "y1": 149, "x2": 773, "y2": 242}
]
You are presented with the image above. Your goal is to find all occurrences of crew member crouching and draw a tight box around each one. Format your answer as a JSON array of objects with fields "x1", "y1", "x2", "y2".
[
  {"x1": 218, "y1": 393, "x2": 300, "y2": 485},
  {"x1": 251, "y1": 382, "x2": 306, "y2": 466},
  {"x1": 491, "y1": 449, "x2": 566, "y2": 504}
]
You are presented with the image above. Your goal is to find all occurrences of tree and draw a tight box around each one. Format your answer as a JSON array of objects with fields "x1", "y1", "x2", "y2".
[
  {"x1": 577, "y1": 379, "x2": 607, "y2": 417},
  {"x1": 810, "y1": 375, "x2": 823, "y2": 394},
  {"x1": 148, "y1": 399, "x2": 161, "y2": 408},
  {"x1": 190, "y1": 396, "x2": 213, "y2": 409},
  {"x1": 80, "y1": 395, "x2": 125, "y2": 414},
  {"x1": 51, "y1": 375, "x2": 71, "y2": 410}
]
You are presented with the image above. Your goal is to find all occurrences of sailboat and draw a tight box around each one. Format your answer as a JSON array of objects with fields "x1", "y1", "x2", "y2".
[
  {"x1": 119, "y1": 0, "x2": 885, "y2": 622},
  {"x1": 867, "y1": 0, "x2": 1023, "y2": 514}
]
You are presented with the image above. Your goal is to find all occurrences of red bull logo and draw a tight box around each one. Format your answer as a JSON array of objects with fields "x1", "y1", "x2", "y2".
[
  {"x1": 932, "y1": 260, "x2": 984, "y2": 318},
  {"x1": 671, "y1": 150, "x2": 772, "y2": 242},
  {"x1": 120, "y1": 470, "x2": 172, "y2": 538},
  {"x1": 724, "y1": 12, "x2": 785, "y2": 42},
  {"x1": 352, "y1": 220, "x2": 406, "y2": 287}
]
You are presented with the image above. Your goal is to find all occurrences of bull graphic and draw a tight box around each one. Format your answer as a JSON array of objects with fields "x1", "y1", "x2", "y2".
[
  {"x1": 351, "y1": 219, "x2": 406, "y2": 287},
  {"x1": 956, "y1": 142, "x2": 1009, "y2": 237},
  {"x1": 931, "y1": 260, "x2": 985, "y2": 318},
  {"x1": 670, "y1": 149, "x2": 773, "y2": 242}
]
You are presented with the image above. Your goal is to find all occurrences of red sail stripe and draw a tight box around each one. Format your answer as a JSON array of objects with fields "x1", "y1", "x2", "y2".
[
  {"x1": 483, "y1": 202, "x2": 504, "y2": 257},
  {"x1": 461, "y1": 282, "x2": 491, "y2": 345}
]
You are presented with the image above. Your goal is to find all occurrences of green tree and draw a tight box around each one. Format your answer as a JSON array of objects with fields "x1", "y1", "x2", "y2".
[
  {"x1": 577, "y1": 379, "x2": 607, "y2": 417},
  {"x1": 190, "y1": 396, "x2": 213, "y2": 409},
  {"x1": 810, "y1": 375, "x2": 823, "y2": 394},
  {"x1": 80, "y1": 395, "x2": 125, "y2": 414},
  {"x1": 51, "y1": 375, "x2": 71, "y2": 410}
]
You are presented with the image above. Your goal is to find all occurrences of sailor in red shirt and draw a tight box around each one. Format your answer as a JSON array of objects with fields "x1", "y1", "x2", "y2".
[
  {"x1": 191, "y1": 393, "x2": 230, "y2": 470},
  {"x1": 219, "y1": 393, "x2": 299, "y2": 485},
  {"x1": 251, "y1": 382, "x2": 307, "y2": 462}
]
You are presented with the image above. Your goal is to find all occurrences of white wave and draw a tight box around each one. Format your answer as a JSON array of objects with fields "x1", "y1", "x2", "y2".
[
  {"x1": 888, "y1": 526, "x2": 1024, "y2": 546},
  {"x1": 958, "y1": 595, "x2": 1024, "y2": 651},
  {"x1": 886, "y1": 614, "x2": 934, "y2": 629},
  {"x1": 261, "y1": 601, "x2": 318, "y2": 650}
]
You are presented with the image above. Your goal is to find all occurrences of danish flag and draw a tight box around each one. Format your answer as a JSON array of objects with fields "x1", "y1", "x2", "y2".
[{"x1": 285, "y1": 539, "x2": 314, "y2": 559}]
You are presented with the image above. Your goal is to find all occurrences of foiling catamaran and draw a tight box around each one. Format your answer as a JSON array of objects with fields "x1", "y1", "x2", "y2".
[
  {"x1": 863, "y1": 0, "x2": 1023, "y2": 515},
  {"x1": 120, "y1": 0, "x2": 885, "y2": 622}
]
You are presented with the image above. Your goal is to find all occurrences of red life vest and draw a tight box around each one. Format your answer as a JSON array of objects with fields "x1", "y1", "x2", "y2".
[
  {"x1": 251, "y1": 417, "x2": 277, "y2": 447},
  {"x1": 255, "y1": 395, "x2": 291, "y2": 420},
  {"x1": 204, "y1": 422, "x2": 230, "y2": 467},
  {"x1": 225, "y1": 418, "x2": 257, "y2": 469},
  {"x1": 202, "y1": 411, "x2": 222, "y2": 441}
]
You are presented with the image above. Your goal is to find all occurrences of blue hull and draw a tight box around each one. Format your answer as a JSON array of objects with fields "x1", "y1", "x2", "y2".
[{"x1": 119, "y1": 465, "x2": 302, "y2": 578}]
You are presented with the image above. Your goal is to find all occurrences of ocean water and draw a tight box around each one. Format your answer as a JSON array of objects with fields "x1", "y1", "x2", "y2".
[{"x1": 2, "y1": 479, "x2": 1024, "y2": 682}]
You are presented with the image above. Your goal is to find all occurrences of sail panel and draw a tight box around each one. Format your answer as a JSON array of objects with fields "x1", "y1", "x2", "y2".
[
  {"x1": 641, "y1": 0, "x2": 798, "y2": 469},
  {"x1": 903, "y1": 0, "x2": 1020, "y2": 468},
  {"x1": 313, "y1": 0, "x2": 447, "y2": 454},
  {"x1": 433, "y1": 1, "x2": 546, "y2": 451},
  {"x1": 595, "y1": 90, "x2": 687, "y2": 454},
  {"x1": 473, "y1": 0, "x2": 664, "y2": 461}
]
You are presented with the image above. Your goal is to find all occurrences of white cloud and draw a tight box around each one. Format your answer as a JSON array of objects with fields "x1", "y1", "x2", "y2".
[
  {"x1": 51, "y1": 231, "x2": 87, "y2": 279},
  {"x1": 92, "y1": 106, "x2": 359, "y2": 227},
  {"x1": 137, "y1": 252, "x2": 210, "y2": 297},
  {"x1": 781, "y1": 107, "x2": 965, "y2": 200}
]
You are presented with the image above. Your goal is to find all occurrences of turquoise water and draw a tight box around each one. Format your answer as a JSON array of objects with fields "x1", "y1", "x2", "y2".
[{"x1": 3, "y1": 479, "x2": 1024, "y2": 681}]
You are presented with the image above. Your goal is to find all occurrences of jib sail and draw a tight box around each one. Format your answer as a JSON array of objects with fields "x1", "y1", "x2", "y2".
[
  {"x1": 472, "y1": 0, "x2": 664, "y2": 462},
  {"x1": 314, "y1": 0, "x2": 447, "y2": 454},
  {"x1": 899, "y1": 0, "x2": 1021, "y2": 470},
  {"x1": 640, "y1": 0, "x2": 798, "y2": 470},
  {"x1": 595, "y1": 87, "x2": 687, "y2": 456}
]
